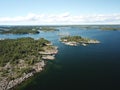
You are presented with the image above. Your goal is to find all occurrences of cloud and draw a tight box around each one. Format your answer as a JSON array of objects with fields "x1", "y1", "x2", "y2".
[{"x1": 0, "y1": 13, "x2": 120, "y2": 25}]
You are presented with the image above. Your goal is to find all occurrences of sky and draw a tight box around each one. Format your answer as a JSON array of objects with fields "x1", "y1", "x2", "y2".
[{"x1": 0, "y1": 0, "x2": 120, "y2": 25}]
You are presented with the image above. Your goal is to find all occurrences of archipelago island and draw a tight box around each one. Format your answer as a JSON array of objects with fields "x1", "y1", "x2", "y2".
[{"x1": 60, "y1": 36, "x2": 100, "y2": 46}]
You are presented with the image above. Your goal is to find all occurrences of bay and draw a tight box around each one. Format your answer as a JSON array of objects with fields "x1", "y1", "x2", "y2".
[{"x1": 0, "y1": 27, "x2": 120, "y2": 90}]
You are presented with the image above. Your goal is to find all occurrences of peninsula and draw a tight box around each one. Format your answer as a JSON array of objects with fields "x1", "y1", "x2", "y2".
[
  {"x1": 60, "y1": 36, "x2": 100, "y2": 46},
  {"x1": 0, "y1": 37, "x2": 58, "y2": 90}
]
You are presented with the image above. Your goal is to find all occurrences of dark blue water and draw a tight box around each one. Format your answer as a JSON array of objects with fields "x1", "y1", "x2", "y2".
[{"x1": 1, "y1": 27, "x2": 120, "y2": 90}]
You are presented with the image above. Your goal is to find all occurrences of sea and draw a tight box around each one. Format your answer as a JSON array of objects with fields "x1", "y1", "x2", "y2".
[{"x1": 0, "y1": 26, "x2": 120, "y2": 90}]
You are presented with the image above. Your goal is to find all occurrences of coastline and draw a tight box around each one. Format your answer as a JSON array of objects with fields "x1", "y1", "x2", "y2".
[
  {"x1": 0, "y1": 60, "x2": 45, "y2": 90},
  {"x1": 0, "y1": 48, "x2": 58, "y2": 90},
  {"x1": 61, "y1": 40, "x2": 100, "y2": 46},
  {"x1": 60, "y1": 36, "x2": 100, "y2": 46},
  {"x1": 0, "y1": 38, "x2": 58, "y2": 90}
]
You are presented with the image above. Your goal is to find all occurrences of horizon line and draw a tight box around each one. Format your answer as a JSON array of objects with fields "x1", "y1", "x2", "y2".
[{"x1": 0, "y1": 24, "x2": 120, "y2": 26}]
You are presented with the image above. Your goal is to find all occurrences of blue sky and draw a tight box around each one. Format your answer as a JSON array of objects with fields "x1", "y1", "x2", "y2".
[{"x1": 0, "y1": 0, "x2": 120, "y2": 25}]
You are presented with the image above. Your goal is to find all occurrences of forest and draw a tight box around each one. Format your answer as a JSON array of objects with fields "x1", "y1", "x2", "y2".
[{"x1": 0, "y1": 37, "x2": 50, "y2": 66}]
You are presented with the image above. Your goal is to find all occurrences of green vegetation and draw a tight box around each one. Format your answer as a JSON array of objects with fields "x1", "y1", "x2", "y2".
[
  {"x1": 100, "y1": 27, "x2": 120, "y2": 31},
  {"x1": 69, "y1": 25, "x2": 120, "y2": 31},
  {"x1": 0, "y1": 37, "x2": 58, "y2": 88},
  {"x1": 61, "y1": 36, "x2": 91, "y2": 42},
  {"x1": 0, "y1": 37, "x2": 50, "y2": 66},
  {"x1": 0, "y1": 28, "x2": 39, "y2": 34},
  {"x1": 0, "y1": 37, "x2": 57, "y2": 81},
  {"x1": 0, "y1": 26, "x2": 59, "y2": 34},
  {"x1": 60, "y1": 36, "x2": 100, "y2": 46},
  {"x1": 0, "y1": 25, "x2": 119, "y2": 35},
  {"x1": 40, "y1": 27, "x2": 59, "y2": 32}
]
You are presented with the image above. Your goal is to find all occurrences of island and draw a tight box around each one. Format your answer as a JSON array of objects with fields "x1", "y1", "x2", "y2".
[
  {"x1": 39, "y1": 26, "x2": 59, "y2": 32},
  {"x1": 0, "y1": 26, "x2": 60, "y2": 34},
  {"x1": 0, "y1": 27, "x2": 39, "y2": 34},
  {"x1": 60, "y1": 36, "x2": 100, "y2": 46},
  {"x1": 0, "y1": 37, "x2": 58, "y2": 90},
  {"x1": 100, "y1": 27, "x2": 120, "y2": 31}
]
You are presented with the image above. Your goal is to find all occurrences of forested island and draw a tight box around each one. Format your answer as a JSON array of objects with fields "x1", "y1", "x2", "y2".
[
  {"x1": 60, "y1": 36, "x2": 100, "y2": 46},
  {"x1": 0, "y1": 26, "x2": 59, "y2": 34},
  {"x1": 100, "y1": 27, "x2": 120, "y2": 30},
  {"x1": 0, "y1": 26, "x2": 40, "y2": 34},
  {"x1": 0, "y1": 37, "x2": 58, "y2": 90},
  {"x1": 39, "y1": 27, "x2": 59, "y2": 32}
]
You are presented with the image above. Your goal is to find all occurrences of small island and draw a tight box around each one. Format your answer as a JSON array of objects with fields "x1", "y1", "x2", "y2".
[
  {"x1": 0, "y1": 37, "x2": 58, "y2": 90},
  {"x1": 60, "y1": 36, "x2": 100, "y2": 46},
  {"x1": 100, "y1": 27, "x2": 120, "y2": 31},
  {"x1": 39, "y1": 27, "x2": 59, "y2": 32}
]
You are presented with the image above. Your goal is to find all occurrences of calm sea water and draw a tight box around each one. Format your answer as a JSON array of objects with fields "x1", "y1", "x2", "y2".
[{"x1": 1, "y1": 27, "x2": 120, "y2": 90}]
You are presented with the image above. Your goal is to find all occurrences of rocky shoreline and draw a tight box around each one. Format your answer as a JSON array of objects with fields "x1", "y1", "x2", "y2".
[
  {"x1": 60, "y1": 36, "x2": 100, "y2": 46},
  {"x1": 0, "y1": 45, "x2": 58, "y2": 90},
  {"x1": 0, "y1": 60, "x2": 45, "y2": 90},
  {"x1": 61, "y1": 40, "x2": 100, "y2": 46},
  {"x1": 39, "y1": 46, "x2": 58, "y2": 60}
]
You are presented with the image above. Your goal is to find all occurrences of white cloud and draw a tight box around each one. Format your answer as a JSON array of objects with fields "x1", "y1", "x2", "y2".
[{"x1": 0, "y1": 13, "x2": 120, "y2": 25}]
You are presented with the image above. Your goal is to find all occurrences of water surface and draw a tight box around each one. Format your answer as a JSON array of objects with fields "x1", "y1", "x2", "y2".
[{"x1": 1, "y1": 27, "x2": 120, "y2": 90}]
